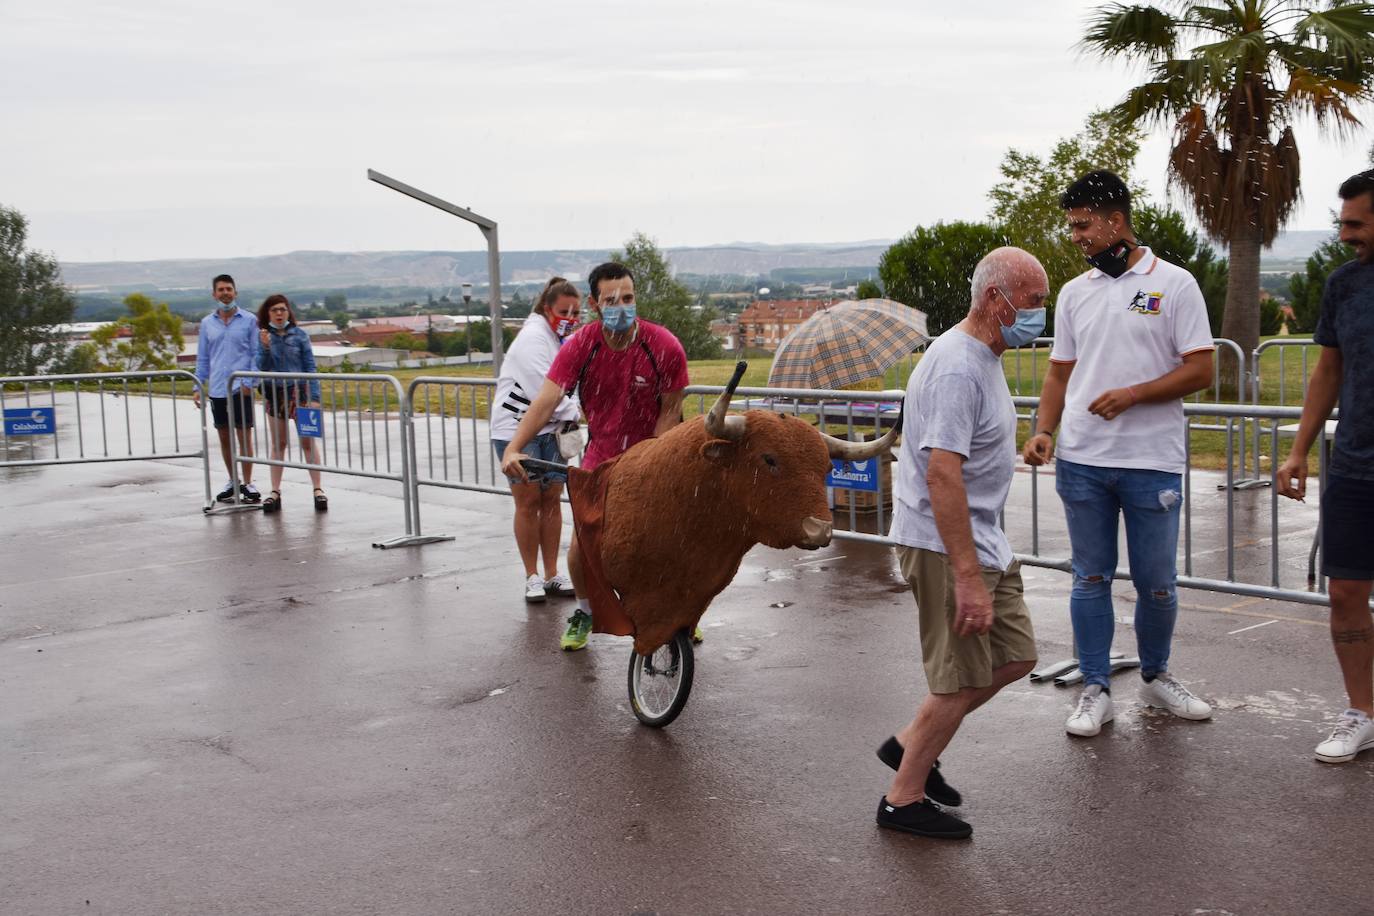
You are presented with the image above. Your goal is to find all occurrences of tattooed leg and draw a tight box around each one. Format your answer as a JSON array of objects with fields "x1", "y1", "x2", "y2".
[{"x1": 1328, "y1": 578, "x2": 1374, "y2": 716}]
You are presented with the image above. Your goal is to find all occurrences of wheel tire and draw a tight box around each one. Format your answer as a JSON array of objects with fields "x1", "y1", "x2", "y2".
[{"x1": 627, "y1": 628, "x2": 695, "y2": 728}]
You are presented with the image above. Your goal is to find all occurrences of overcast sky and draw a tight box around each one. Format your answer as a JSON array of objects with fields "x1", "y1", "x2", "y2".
[{"x1": 3, "y1": 0, "x2": 1369, "y2": 264}]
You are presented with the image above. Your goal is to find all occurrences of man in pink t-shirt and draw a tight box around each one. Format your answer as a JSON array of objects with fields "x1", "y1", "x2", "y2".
[{"x1": 501, "y1": 261, "x2": 689, "y2": 651}]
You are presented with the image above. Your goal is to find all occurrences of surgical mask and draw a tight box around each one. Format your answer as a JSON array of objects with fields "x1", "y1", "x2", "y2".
[
  {"x1": 997, "y1": 290, "x2": 1046, "y2": 348},
  {"x1": 271, "y1": 318, "x2": 288, "y2": 330},
  {"x1": 1085, "y1": 239, "x2": 1135, "y2": 279},
  {"x1": 218, "y1": 299, "x2": 238, "y2": 313},
  {"x1": 600, "y1": 302, "x2": 636, "y2": 333}
]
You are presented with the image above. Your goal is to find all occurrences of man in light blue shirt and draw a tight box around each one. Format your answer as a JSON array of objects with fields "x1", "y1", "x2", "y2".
[{"x1": 193, "y1": 274, "x2": 260, "y2": 502}]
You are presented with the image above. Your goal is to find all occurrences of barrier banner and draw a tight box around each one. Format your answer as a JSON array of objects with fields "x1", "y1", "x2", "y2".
[
  {"x1": 827, "y1": 457, "x2": 879, "y2": 491},
  {"x1": 3, "y1": 406, "x2": 56, "y2": 436},
  {"x1": 295, "y1": 407, "x2": 323, "y2": 438}
]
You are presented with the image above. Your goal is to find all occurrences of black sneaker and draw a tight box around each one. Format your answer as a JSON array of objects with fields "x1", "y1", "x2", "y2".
[
  {"x1": 876, "y1": 796, "x2": 971, "y2": 839},
  {"x1": 216, "y1": 481, "x2": 236, "y2": 502},
  {"x1": 240, "y1": 483, "x2": 262, "y2": 503},
  {"x1": 876, "y1": 737, "x2": 962, "y2": 807}
]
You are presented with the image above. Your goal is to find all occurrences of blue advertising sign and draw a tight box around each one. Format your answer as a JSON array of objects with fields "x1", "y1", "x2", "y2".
[
  {"x1": 295, "y1": 407, "x2": 323, "y2": 439},
  {"x1": 3, "y1": 406, "x2": 56, "y2": 436},
  {"x1": 827, "y1": 457, "x2": 879, "y2": 492}
]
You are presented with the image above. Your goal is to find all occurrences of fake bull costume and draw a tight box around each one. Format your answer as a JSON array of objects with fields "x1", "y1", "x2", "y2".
[{"x1": 560, "y1": 362, "x2": 901, "y2": 655}]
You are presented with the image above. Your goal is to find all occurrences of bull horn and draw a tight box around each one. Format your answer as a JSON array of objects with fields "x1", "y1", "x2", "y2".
[
  {"x1": 704, "y1": 360, "x2": 748, "y2": 442},
  {"x1": 820, "y1": 401, "x2": 904, "y2": 460}
]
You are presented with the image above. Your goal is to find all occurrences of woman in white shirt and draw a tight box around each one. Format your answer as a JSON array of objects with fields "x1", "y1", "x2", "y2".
[{"x1": 490, "y1": 277, "x2": 583, "y2": 602}]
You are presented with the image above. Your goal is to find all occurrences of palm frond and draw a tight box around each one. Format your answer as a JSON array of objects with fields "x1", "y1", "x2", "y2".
[
  {"x1": 1293, "y1": 5, "x2": 1374, "y2": 62},
  {"x1": 1168, "y1": 105, "x2": 1228, "y2": 236},
  {"x1": 1283, "y1": 68, "x2": 1368, "y2": 131},
  {"x1": 1183, "y1": 3, "x2": 1246, "y2": 35},
  {"x1": 1112, "y1": 74, "x2": 1197, "y2": 127},
  {"x1": 1080, "y1": 3, "x2": 1181, "y2": 61},
  {"x1": 1191, "y1": 30, "x2": 1272, "y2": 75}
]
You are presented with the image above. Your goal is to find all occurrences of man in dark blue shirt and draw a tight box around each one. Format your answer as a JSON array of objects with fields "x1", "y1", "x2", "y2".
[{"x1": 1278, "y1": 169, "x2": 1374, "y2": 764}]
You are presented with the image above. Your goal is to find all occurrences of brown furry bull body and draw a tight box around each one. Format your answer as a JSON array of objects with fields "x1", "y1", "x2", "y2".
[{"x1": 599, "y1": 409, "x2": 837, "y2": 654}]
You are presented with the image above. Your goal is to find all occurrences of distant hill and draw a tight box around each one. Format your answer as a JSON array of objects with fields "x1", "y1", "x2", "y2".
[
  {"x1": 60, "y1": 242, "x2": 893, "y2": 294},
  {"x1": 59, "y1": 231, "x2": 1335, "y2": 294}
]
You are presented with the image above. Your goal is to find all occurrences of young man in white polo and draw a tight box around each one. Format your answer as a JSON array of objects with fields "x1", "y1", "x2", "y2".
[{"x1": 1024, "y1": 171, "x2": 1215, "y2": 737}]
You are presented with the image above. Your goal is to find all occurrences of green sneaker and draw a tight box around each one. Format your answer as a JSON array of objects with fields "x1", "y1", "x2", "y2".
[
  {"x1": 692, "y1": 625, "x2": 705, "y2": 644},
  {"x1": 560, "y1": 610, "x2": 592, "y2": 651}
]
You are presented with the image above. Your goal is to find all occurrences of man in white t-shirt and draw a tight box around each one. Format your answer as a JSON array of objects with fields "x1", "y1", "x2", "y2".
[
  {"x1": 876, "y1": 247, "x2": 1047, "y2": 841},
  {"x1": 1023, "y1": 171, "x2": 1215, "y2": 738}
]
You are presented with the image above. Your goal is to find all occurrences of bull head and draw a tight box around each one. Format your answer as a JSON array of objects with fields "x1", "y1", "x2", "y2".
[
  {"x1": 700, "y1": 362, "x2": 903, "y2": 550},
  {"x1": 703, "y1": 361, "x2": 903, "y2": 460}
]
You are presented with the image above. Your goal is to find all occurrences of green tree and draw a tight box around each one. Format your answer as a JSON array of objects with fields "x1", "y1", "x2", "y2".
[
  {"x1": 383, "y1": 332, "x2": 427, "y2": 352},
  {"x1": 0, "y1": 205, "x2": 76, "y2": 375},
  {"x1": 877, "y1": 221, "x2": 1008, "y2": 335},
  {"x1": 331, "y1": 311, "x2": 350, "y2": 331},
  {"x1": 323, "y1": 293, "x2": 348, "y2": 311},
  {"x1": 89, "y1": 293, "x2": 184, "y2": 371},
  {"x1": 1081, "y1": 0, "x2": 1374, "y2": 360},
  {"x1": 1287, "y1": 234, "x2": 1354, "y2": 332},
  {"x1": 610, "y1": 232, "x2": 723, "y2": 359},
  {"x1": 855, "y1": 278, "x2": 882, "y2": 299},
  {"x1": 989, "y1": 110, "x2": 1146, "y2": 302}
]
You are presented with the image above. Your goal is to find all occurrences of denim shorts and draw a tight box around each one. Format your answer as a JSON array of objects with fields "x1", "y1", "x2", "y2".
[
  {"x1": 492, "y1": 432, "x2": 568, "y2": 489},
  {"x1": 1321, "y1": 473, "x2": 1374, "y2": 581}
]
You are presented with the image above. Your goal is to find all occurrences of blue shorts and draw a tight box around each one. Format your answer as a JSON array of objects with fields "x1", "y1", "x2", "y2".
[{"x1": 492, "y1": 432, "x2": 568, "y2": 489}]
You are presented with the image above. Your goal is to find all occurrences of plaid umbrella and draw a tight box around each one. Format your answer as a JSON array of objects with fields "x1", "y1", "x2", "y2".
[{"x1": 767, "y1": 299, "x2": 929, "y2": 390}]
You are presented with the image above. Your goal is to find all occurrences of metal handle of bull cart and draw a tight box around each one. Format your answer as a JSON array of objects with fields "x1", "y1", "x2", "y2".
[{"x1": 517, "y1": 457, "x2": 567, "y2": 475}]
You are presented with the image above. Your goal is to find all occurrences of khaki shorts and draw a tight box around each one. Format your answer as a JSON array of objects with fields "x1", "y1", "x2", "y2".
[{"x1": 896, "y1": 546, "x2": 1038, "y2": 695}]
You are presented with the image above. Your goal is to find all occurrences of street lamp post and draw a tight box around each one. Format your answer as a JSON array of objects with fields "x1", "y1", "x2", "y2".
[
  {"x1": 366, "y1": 169, "x2": 505, "y2": 372},
  {"x1": 462, "y1": 282, "x2": 473, "y2": 363}
]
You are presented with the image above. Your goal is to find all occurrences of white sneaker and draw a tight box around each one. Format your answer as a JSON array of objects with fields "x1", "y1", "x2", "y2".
[
  {"x1": 1066, "y1": 684, "x2": 1114, "y2": 737},
  {"x1": 544, "y1": 573, "x2": 575, "y2": 598},
  {"x1": 524, "y1": 574, "x2": 546, "y2": 603},
  {"x1": 1315, "y1": 709, "x2": 1374, "y2": 764},
  {"x1": 1139, "y1": 673, "x2": 1212, "y2": 720}
]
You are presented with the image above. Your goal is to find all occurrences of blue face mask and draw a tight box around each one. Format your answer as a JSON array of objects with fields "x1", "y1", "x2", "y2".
[
  {"x1": 997, "y1": 290, "x2": 1046, "y2": 348},
  {"x1": 600, "y1": 302, "x2": 637, "y2": 333}
]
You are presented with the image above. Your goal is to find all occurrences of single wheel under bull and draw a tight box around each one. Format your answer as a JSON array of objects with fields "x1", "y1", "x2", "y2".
[{"x1": 627, "y1": 627, "x2": 694, "y2": 727}]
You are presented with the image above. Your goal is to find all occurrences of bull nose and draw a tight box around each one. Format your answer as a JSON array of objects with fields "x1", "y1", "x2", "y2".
[{"x1": 799, "y1": 516, "x2": 833, "y2": 549}]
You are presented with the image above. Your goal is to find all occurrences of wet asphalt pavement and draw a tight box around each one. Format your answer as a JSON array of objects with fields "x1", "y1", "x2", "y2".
[{"x1": 3, "y1": 456, "x2": 1372, "y2": 916}]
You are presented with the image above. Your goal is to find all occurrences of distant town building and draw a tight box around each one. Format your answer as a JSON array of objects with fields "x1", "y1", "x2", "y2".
[
  {"x1": 351, "y1": 314, "x2": 458, "y2": 334},
  {"x1": 736, "y1": 299, "x2": 836, "y2": 351},
  {"x1": 343, "y1": 323, "x2": 413, "y2": 346},
  {"x1": 709, "y1": 319, "x2": 737, "y2": 351}
]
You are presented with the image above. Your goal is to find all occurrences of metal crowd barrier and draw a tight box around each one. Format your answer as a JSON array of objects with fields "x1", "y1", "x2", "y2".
[
  {"x1": 1245, "y1": 338, "x2": 1321, "y2": 483},
  {"x1": 218, "y1": 370, "x2": 451, "y2": 549},
  {"x1": 0, "y1": 370, "x2": 213, "y2": 507},
  {"x1": 7, "y1": 364, "x2": 1343, "y2": 609}
]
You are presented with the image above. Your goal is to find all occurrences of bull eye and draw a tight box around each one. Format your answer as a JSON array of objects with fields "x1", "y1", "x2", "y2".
[{"x1": 763, "y1": 453, "x2": 779, "y2": 473}]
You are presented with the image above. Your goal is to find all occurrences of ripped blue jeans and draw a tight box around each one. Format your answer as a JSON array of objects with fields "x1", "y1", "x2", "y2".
[{"x1": 1054, "y1": 459, "x2": 1183, "y2": 687}]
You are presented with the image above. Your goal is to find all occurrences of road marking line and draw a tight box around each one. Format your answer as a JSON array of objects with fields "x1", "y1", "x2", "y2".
[
  {"x1": 1228, "y1": 619, "x2": 1280, "y2": 635},
  {"x1": 794, "y1": 555, "x2": 846, "y2": 567}
]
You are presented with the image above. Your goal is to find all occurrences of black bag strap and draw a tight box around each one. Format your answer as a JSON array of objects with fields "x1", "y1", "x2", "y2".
[{"x1": 567, "y1": 336, "x2": 661, "y2": 401}]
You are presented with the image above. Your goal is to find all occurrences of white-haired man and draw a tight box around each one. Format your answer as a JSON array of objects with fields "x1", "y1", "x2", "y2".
[{"x1": 876, "y1": 247, "x2": 1047, "y2": 840}]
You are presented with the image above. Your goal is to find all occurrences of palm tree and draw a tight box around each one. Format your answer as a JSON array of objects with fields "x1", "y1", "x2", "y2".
[{"x1": 1081, "y1": 1, "x2": 1374, "y2": 364}]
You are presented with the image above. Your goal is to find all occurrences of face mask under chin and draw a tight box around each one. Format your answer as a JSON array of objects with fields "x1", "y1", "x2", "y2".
[{"x1": 1086, "y1": 239, "x2": 1135, "y2": 278}]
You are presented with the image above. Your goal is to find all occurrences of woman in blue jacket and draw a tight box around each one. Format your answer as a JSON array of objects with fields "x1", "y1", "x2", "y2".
[{"x1": 256, "y1": 294, "x2": 326, "y2": 512}]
